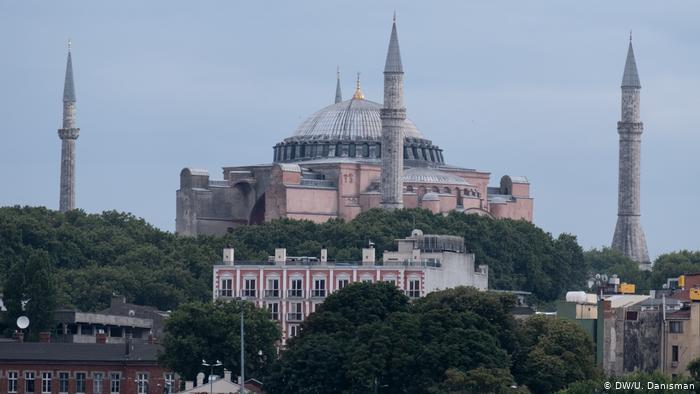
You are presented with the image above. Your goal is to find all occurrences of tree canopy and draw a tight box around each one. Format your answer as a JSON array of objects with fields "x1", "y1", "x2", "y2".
[{"x1": 158, "y1": 300, "x2": 280, "y2": 380}]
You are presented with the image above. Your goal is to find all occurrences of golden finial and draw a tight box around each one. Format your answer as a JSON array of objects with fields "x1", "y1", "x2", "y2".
[{"x1": 352, "y1": 72, "x2": 364, "y2": 100}]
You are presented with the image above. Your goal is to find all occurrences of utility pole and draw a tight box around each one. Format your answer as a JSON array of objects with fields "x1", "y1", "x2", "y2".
[{"x1": 240, "y1": 301, "x2": 245, "y2": 394}]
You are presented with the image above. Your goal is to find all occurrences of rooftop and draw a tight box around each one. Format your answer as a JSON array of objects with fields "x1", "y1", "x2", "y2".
[{"x1": 0, "y1": 342, "x2": 160, "y2": 362}]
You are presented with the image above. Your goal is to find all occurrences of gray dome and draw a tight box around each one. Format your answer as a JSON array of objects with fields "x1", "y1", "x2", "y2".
[
  {"x1": 402, "y1": 167, "x2": 471, "y2": 186},
  {"x1": 291, "y1": 98, "x2": 423, "y2": 141}
]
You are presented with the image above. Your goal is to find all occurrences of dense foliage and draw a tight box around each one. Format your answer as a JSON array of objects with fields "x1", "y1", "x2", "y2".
[
  {"x1": 265, "y1": 284, "x2": 596, "y2": 393},
  {"x1": 159, "y1": 300, "x2": 280, "y2": 380},
  {"x1": 0, "y1": 206, "x2": 588, "y2": 319},
  {"x1": 559, "y1": 371, "x2": 697, "y2": 394}
]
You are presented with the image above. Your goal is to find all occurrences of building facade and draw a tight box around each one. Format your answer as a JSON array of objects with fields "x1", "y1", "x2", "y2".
[
  {"x1": 176, "y1": 18, "x2": 533, "y2": 236},
  {"x1": 212, "y1": 230, "x2": 488, "y2": 340},
  {"x1": 0, "y1": 342, "x2": 177, "y2": 394}
]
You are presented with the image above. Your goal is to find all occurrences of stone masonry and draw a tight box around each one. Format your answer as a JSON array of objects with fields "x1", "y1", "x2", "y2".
[
  {"x1": 380, "y1": 17, "x2": 405, "y2": 209},
  {"x1": 58, "y1": 44, "x2": 79, "y2": 212},
  {"x1": 612, "y1": 40, "x2": 650, "y2": 270}
]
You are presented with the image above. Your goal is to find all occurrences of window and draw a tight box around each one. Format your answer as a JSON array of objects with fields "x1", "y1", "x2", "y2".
[
  {"x1": 220, "y1": 278, "x2": 233, "y2": 297},
  {"x1": 383, "y1": 277, "x2": 397, "y2": 286},
  {"x1": 288, "y1": 278, "x2": 303, "y2": 298},
  {"x1": 266, "y1": 278, "x2": 280, "y2": 297},
  {"x1": 408, "y1": 279, "x2": 421, "y2": 298},
  {"x1": 164, "y1": 373, "x2": 175, "y2": 394},
  {"x1": 243, "y1": 278, "x2": 257, "y2": 297},
  {"x1": 670, "y1": 321, "x2": 684, "y2": 333},
  {"x1": 41, "y1": 372, "x2": 51, "y2": 394},
  {"x1": 289, "y1": 324, "x2": 300, "y2": 338},
  {"x1": 25, "y1": 371, "x2": 35, "y2": 393},
  {"x1": 136, "y1": 373, "x2": 149, "y2": 394},
  {"x1": 267, "y1": 302, "x2": 280, "y2": 320},
  {"x1": 361, "y1": 275, "x2": 373, "y2": 283},
  {"x1": 76, "y1": 372, "x2": 87, "y2": 393},
  {"x1": 672, "y1": 345, "x2": 679, "y2": 362},
  {"x1": 312, "y1": 278, "x2": 326, "y2": 297},
  {"x1": 288, "y1": 302, "x2": 303, "y2": 321},
  {"x1": 93, "y1": 372, "x2": 104, "y2": 394},
  {"x1": 110, "y1": 373, "x2": 121, "y2": 394},
  {"x1": 625, "y1": 311, "x2": 638, "y2": 321},
  {"x1": 337, "y1": 277, "x2": 349, "y2": 290},
  {"x1": 59, "y1": 372, "x2": 69, "y2": 393},
  {"x1": 8, "y1": 371, "x2": 18, "y2": 393}
]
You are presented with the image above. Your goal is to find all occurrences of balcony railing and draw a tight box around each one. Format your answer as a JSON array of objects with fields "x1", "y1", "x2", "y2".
[
  {"x1": 241, "y1": 289, "x2": 257, "y2": 298},
  {"x1": 287, "y1": 289, "x2": 304, "y2": 298},
  {"x1": 405, "y1": 290, "x2": 421, "y2": 299},
  {"x1": 265, "y1": 289, "x2": 280, "y2": 298},
  {"x1": 287, "y1": 313, "x2": 303, "y2": 322},
  {"x1": 218, "y1": 290, "x2": 234, "y2": 298},
  {"x1": 311, "y1": 289, "x2": 326, "y2": 298}
]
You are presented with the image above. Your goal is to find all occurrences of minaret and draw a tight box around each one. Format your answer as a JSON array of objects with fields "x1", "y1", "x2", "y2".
[
  {"x1": 335, "y1": 67, "x2": 342, "y2": 103},
  {"x1": 612, "y1": 36, "x2": 650, "y2": 270},
  {"x1": 58, "y1": 41, "x2": 80, "y2": 212},
  {"x1": 380, "y1": 15, "x2": 405, "y2": 210}
]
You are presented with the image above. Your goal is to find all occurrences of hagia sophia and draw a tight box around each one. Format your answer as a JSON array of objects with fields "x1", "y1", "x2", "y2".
[{"x1": 175, "y1": 18, "x2": 533, "y2": 236}]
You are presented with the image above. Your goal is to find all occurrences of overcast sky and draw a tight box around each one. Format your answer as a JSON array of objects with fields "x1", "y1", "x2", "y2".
[{"x1": 1, "y1": 1, "x2": 698, "y2": 259}]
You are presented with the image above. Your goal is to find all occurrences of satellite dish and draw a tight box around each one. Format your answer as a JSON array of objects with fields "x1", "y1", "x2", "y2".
[{"x1": 17, "y1": 316, "x2": 30, "y2": 330}]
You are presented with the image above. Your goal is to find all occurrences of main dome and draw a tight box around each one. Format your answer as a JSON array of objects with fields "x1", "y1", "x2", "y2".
[{"x1": 291, "y1": 98, "x2": 423, "y2": 141}]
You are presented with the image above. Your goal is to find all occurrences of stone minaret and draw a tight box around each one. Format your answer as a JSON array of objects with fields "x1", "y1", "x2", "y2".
[
  {"x1": 58, "y1": 41, "x2": 80, "y2": 212},
  {"x1": 612, "y1": 38, "x2": 650, "y2": 270},
  {"x1": 380, "y1": 16, "x2": 405, "y2": 210},
  {"x1": 335, "y1": 67, "x2": 342, "y2": 104}
]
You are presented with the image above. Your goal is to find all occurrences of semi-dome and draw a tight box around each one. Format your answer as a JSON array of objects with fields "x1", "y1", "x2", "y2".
[
  {"x1": 292, "y1": 98, "x2": 423, "y2": 141},
  {"x1": 402, "y1": 167, "x2": 471, "y2": 186}
]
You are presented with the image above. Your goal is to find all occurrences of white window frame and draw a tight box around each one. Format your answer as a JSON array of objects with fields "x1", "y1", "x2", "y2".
[
  {"x1": 75, "y1": 372, "x2": 87, "y2": 394},
  {"x1": 8, "y1": 370, "x2": 19, "y2": 394},
  {"x1": 109, "y1": 372, "x2": 121, "y2": 394},
  {"x1": 93, "y1": 372, "x2": 104, "y2": 394},
  {"x1": 360, "y1": 274, "x2": 373, "y2": 283},
  {"x1": 25, "y1": 371, "x2": 36, "y2": 393},
  {"x1": 41, "y1": 371, "x2": 51, "y2": 394},
  {"x1": 408, "y1": 278, "x2": 421, "y2": 298},
  {"x1": 383, "y1": 275, "x2": 397, "y2": 286},
  {"x1": 312, "y1": 277, "x2": 326, "y2": 297},
  {"x1": 220, "y1": 277, "x2": 233, "y2": 297},
  {"x1": 267, "y1": 301, "x2": 280, "y2": 320},
  {"x1": 58, "y1": 371, "x2": 69, "y2": 394},
  {"x1": 289, "y1": 324, "x2": 300, "y2": 338},
  {"x1": 266, "y1": 277, "x2": 280, "y2": 297},
  {"x1": 243, "y1": 277, "x2": 257, "y2": 297},
  {"x1": 164, "y1": 373, "x2": 175, "y2": 394},
  {"x1": 289, "y1": 277, "x2": 303, "y2": 298},
  {"x1": 136, "y1": 373, "x2": 149, "y2": 394},
  {"x1": 337, "y1": 276, "x2": 350, "y2": 290}
]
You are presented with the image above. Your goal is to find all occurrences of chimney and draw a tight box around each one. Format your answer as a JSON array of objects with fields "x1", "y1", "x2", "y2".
[
  {"x1": 124, "y1": 334, "x2": 133, "y2": 357},
  {"x1": 362, "y1": 245, "x2": 375, "y2": 265},
  {"x1": 224, "y1": 369, "x2": 232, "y2": 382},
  {"x1": 412, "y1": 248, "x2": 421, "y2": 263},
  {"x1": 39, "y1": 331, "x2": 51, "y2": 343},
  {"x1": 275, "y1": 248, "x2": 287, "y2": 264},
  {"x1": 320, "y1": 247, "x2": 328, "y2": 263},
  {"x1": 223, "y1": 245, "x2": 235, "y2": 265},
  {"x1": 185, "y1": 381, "x2": 194, "y2": 390},
  {"x1": 96, "y1": 330, "x2": 107, "y2": 344}
]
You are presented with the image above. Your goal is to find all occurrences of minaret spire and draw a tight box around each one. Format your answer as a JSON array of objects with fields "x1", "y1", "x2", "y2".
[
  {"x1": 380, "y1": 15, "x2": 406, "y2": 210},
  {"x1": 352, "y1": 72, "x2": 365, "y2": 100},
  {"x1": 612, "y1": 38, "x2": 650, "y2": 269},
  {"x1": 58, "y1": 40, "x2": 80, "y2": 212},
  {"x1": 335, "y1": 67, "x2": 342, "y2": 103}
]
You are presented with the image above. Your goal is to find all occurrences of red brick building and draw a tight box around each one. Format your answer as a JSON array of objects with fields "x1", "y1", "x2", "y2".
[{"x1": 0, "y1": 341, "x2": 178, "y2": 394}]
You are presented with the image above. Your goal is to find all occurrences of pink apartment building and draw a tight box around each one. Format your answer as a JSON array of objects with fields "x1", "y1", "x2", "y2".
[{"x1": 212, "y1": 230, "x2": 488, "y2": 340}]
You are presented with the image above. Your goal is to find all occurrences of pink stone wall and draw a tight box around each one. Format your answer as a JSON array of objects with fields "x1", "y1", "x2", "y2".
[
  {"x1": 403, "y1": 193, "x2": 418, "y2": 208},
  {"x1": 438, "y1": 194, "x2": 457, "y2": 212},
  {"x1": 490, "y1": 198, "x2": 533, "y2": 221},
  {"x1": 423, "y1": 199, "x2": 440, "y2": 214},
  {"x1": 286, "y1": 187, "x2": 338, "y2": 216},
  {"x1": 512, "y1": 182, "x2": 530, "y2": 197},
  {"x1": 360, "y1": 192, "x2": 382, "y2": 211}
]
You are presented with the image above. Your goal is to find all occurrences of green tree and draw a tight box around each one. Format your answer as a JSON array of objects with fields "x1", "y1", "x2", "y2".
[
  {"x1": 584, "y1": 247, "x2": 651, "y2": 292},
  {"x1": 513, "y1": 316, "x2": 597, "y2": 393},
  {"x1": 159, "y1": 300, "x2": 280, "y2": 380},
  {"x1": 428, "y1": 368, "x2": 527, "y2": 394},
  {"x1": 3, "y1": 248, "x2": 57, "y2": 339}
]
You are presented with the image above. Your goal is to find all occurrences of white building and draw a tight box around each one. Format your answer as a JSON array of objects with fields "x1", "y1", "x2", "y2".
[{"x1": 212, "y1": 230, "x2": 488, "y2": 340}]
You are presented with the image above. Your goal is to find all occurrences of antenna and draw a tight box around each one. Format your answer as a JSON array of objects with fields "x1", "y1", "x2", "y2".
[{"x1": 17, "y1": 316, "x2": 30, "y2": 330}]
